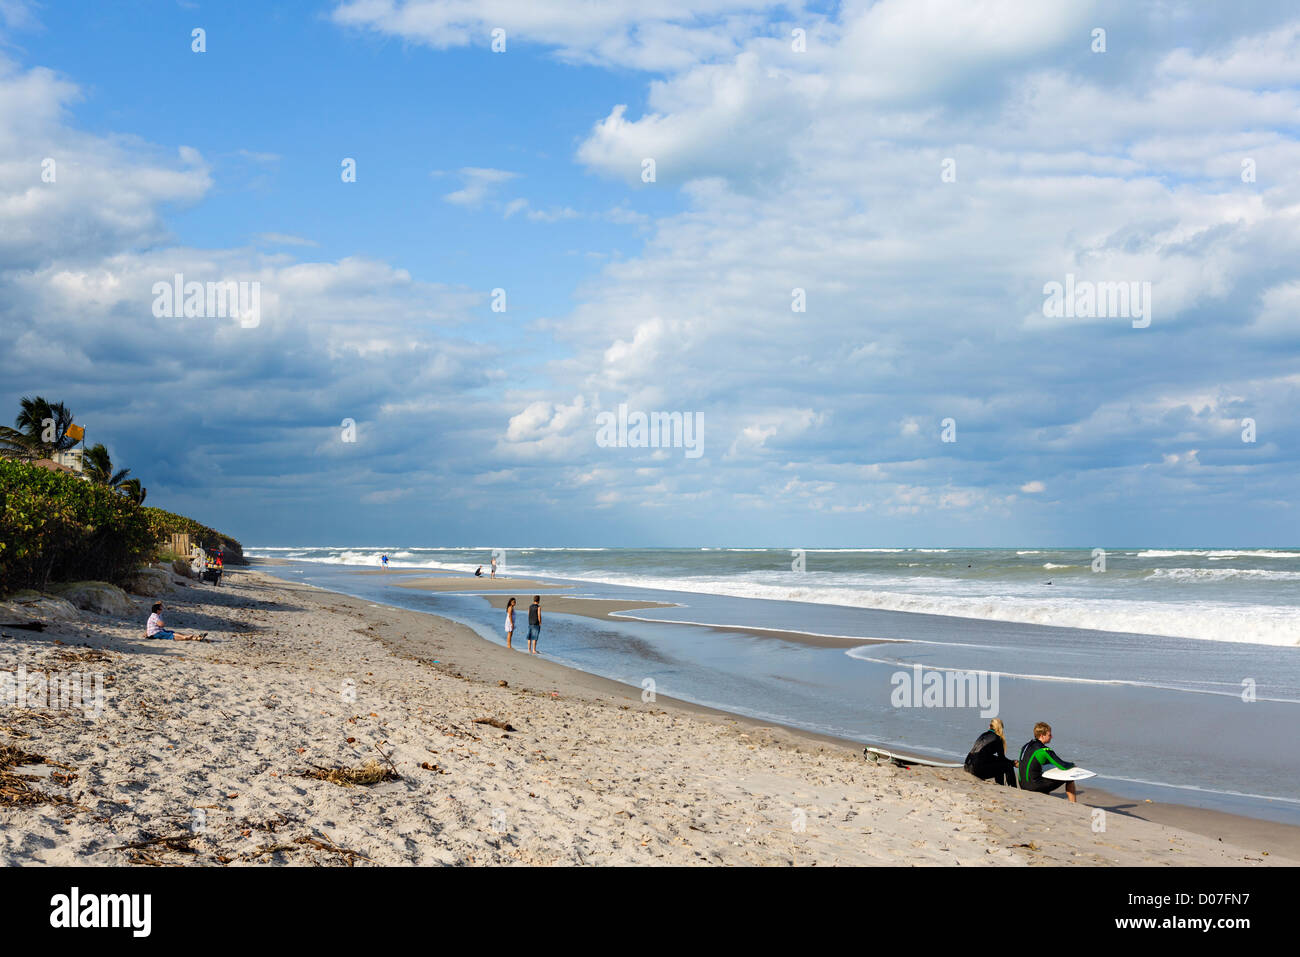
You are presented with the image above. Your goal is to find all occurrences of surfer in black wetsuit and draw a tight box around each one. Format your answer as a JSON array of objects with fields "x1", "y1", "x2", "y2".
[
  {"x1": 1018, "y1": 721, "x2": 1078, "y2": 802},
  {"x1": 964, "y1": 718, "x2": 1016, "y2": 786}
]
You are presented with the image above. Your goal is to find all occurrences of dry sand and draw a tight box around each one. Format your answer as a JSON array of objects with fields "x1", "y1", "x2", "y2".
[{"x1": 1, "y1": 565, "x2": 1295, "y2": 866}]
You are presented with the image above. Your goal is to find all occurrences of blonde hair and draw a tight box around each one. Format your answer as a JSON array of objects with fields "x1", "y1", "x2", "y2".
[
  {"x1": 1034, "y1": 721, "x2": 1052, "y2": 739},
  {"x1": 990, "y1": 717, "x2": 1007, "y2": 754}
]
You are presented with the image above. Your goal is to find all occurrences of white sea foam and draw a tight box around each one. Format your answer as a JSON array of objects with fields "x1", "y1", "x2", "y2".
[
  {"x1": 1146, "y1": 567, "x2": 1300, "y2": 582},
  {"x1": 841, "y1": 648, "x2": 1300, "y2": 702},
  {"x1": 549, "y1": 572, "x2": 1300, "y2": 647},
  {"x1": 1137, "y1": 549, "x2": 1300, "y2": 559}
]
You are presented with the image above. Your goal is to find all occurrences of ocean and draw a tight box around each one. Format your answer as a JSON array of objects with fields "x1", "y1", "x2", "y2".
[{"x1": 246, "y1": 545, "x2": 1300, "y2": 825}]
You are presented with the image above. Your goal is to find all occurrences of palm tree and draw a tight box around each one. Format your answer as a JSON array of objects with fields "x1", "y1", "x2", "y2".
[
  {"x1": 83, "y1": 442, "x2": 132, "y2": 488},
  {"x1": 0, "y1": 396, "x2": 77, "y2": 460},
  {"x1": 120, "y1": 478, "x2": 147, "y2": 505}
]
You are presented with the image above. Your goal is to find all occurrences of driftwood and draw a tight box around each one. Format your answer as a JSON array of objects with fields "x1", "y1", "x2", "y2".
[
  {"x1": 0, "y1": 621, "x2": 45, "y2": 632},
  {"x1": 473, "y1": 717, "x2": 516, "y2": 732}
]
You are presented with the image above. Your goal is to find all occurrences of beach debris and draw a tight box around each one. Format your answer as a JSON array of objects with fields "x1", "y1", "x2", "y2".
[
  {"x1": 473, "y1": 716, "x2": 516, "y2": 732},
  {"x1": 420, "y1": 761, "x2": 445, "y2": 774},
  {"x1": 109, "y1": 831, "x2": 198, "y2": 862},
  {"x1": 228, "y1": 833, "x2": 375, "y2": 866},
  {"x1": 0, "y1": 745, "x2": 78, "y2": 806},
  {"x1": 299, "y1": 759, "x2": 399, "y2": 788},
  {"x1": 498, "y1": 680, "x2": 508, "y2": 687},
  {"x1": 51, "y1": 647, "x2": 115, "y2": 663},
  {"x1": 0, "y1": 621, "x2": 45, "y2": 632}
]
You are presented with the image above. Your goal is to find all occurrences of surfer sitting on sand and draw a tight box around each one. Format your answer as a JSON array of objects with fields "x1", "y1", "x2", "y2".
[
  {"x1": 964, "y1": 717, "x2": 1017, "y2": 786},
  {"x1": 1018, "y1": 721, "x2": 1078, "y2": 802}
]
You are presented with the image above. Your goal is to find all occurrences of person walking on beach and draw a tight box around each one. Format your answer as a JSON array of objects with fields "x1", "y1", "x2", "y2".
[
  {"x1": 504, "y1": 597, "x2": 517, "y2": 650},
  {"x1": 964, "y1": 717, "x2": 1016, "y2": 786},
  {"x1": 1018, "y1": 721, "x2": 1078, "y2": 802},
  {"x1": 381, "y1": 554, "x2": 389, "y2": 570},
  {"x1": 146, "y1": 602, "x2": 205, "y2": 641},
  {"x1": 527, "y1": 595, "x2": 541, "y2": 654}
]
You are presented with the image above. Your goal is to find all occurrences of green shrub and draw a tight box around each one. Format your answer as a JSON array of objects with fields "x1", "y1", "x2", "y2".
[{"x1": 0, "y1": 458, "x2": 158, "y2": 594}]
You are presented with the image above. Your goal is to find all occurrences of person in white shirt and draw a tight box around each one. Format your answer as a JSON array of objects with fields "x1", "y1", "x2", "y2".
[{"x1": 146, "y1": 602, "x2": 204, "y2": 641}]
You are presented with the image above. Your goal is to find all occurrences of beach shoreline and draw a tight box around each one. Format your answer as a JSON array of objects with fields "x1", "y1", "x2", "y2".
[{"x1": 1, "y1": 563, "x2": 1295, "y2": 866}]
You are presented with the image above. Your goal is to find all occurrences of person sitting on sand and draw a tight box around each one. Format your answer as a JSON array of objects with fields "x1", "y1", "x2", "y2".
[
  {"x1": 527, "y1": 595, "x2": 541, "y2": 654},
  {"x1": 474, "y1": 566, "x2": 483, "y2": 577},
  {"x1": 504, "y1": 597, "x2": 516, "y2": 650},
  {"x1": 1018, "y1": 721, "x2": 1078, "y2": 802},
  {"x1": 146, "y1": 602, "x2": 205, "y2": 641},
  {"x1": 964, "y1": 717, "x2": 1016, "y2": 786}
]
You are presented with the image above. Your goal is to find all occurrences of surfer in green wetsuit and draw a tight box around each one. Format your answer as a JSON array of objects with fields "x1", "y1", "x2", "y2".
[{"x1": 1018, "y1": 721, "x2": 1078, "y2": 802}]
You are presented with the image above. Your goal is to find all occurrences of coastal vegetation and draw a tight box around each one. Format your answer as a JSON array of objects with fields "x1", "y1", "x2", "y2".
[{"x1": 0, "y1": 396, "x2": 243, "y2": 595}]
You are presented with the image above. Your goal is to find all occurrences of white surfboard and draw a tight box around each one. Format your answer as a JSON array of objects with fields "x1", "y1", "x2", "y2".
[
  {"x1": 864, "y1": 746, "x2": 964, "y2": 769},
  {"x1": 1042, "y1": 766, "x2": 1095, "y2": 781}
]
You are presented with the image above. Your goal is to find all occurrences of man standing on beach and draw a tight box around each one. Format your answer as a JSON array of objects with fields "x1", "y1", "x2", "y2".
[{"x1": 527, "y1": 595, "x2": 541, "y2": 654}]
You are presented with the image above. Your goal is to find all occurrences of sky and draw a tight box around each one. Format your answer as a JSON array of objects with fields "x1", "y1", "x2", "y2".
[{"x1": 1, "y1": 0, "x2": 1298, "y2": 548}]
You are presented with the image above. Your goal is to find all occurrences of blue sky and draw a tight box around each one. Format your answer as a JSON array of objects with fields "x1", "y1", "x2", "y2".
[{"x1": 2, "y1": 0, "x2": 1299, "y2": 547}]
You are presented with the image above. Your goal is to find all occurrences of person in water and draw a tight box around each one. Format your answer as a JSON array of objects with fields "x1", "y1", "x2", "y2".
[
  {"x1": 527, "y1": 595, "x2": 541, "y2": 654},
  {"x1": 1018, "y1": 721, "x2": 1078, "y2": 802},
  {"x1": 504, "y1": 597, "x2": 516, "y2": 650},
  {"x1": 964, "y1": 717, "x2": 1016, "y2": 786}
]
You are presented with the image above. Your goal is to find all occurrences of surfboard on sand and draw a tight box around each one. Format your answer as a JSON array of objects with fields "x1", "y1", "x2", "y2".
[
  {"x1": 864, "y1": 746, "x2": 964, "y2": 769},
  {"x1": 1042, "y1": 766, "x2": 1096, "y2": 781}
]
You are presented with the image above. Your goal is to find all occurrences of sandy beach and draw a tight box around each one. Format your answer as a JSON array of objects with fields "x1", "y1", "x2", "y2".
[{"x1": 1, "y1": 564, "x2": 1295, "y2": 867}]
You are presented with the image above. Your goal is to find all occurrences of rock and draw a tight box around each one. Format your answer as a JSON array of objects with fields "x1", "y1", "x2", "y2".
[
  {"x1": 154, "y1": 562, "x2": 191, "y2": 586},
  {"x1": 123, "y1": 567, "x2": 177, "y2": 597},
  {"x1": 48, "y1": 581, "x2": 139, "y2": 618},
  {"x1": 171, "y1": 558, "x2": 194, "y2": 579},
  {"x1": 0, "y1": 591, "x2": 81, "y2": 621}
]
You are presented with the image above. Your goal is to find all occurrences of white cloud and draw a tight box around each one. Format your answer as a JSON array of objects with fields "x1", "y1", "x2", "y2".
[
  {"x1": 442, "y1": 166, "x2": 517, "y2": 206},
  {"x1": 330, "y1": 0, "x2": 792, "y2": 71}
]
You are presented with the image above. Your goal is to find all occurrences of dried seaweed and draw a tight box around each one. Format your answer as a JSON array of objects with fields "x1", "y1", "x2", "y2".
[
  {"x1": 297, "y1": 759, "x2": 399, "y2": 787},
  {"x1": 0, "y1": 744, "x2": 77, "y2": 806}
]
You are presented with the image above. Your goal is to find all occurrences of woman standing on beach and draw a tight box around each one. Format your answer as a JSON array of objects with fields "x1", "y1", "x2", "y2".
[{"x1": 505, "y1": 597, "x2": 516, "y2": 650}]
